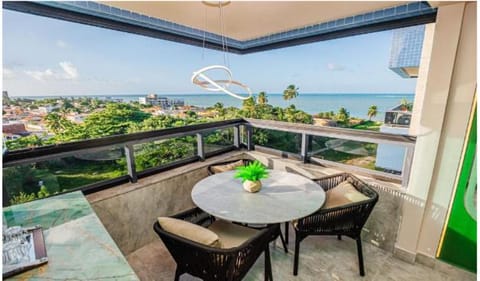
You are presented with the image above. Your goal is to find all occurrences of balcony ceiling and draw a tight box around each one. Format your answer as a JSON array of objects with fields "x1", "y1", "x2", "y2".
[
  {"x1": 102, "y1": 1, "x2": 409, "y2": 41},
  {"x1": 3, "y1": 1, "x2": 437, "y2": 53}
]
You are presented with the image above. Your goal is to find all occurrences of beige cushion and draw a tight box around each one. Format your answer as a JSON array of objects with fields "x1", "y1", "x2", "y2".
[
  {"x1": 210, "y1": 160, "x2": 245, "y2": 174},
  {"x1": 323, "y1": 181, "x2": 370, "y2": 209},
  {"x1": 208, "y1": 220, "x2": 259, "y2": 249},
  {"x1": 158, "y1": 217, "x2": 220, "y2": 247}
]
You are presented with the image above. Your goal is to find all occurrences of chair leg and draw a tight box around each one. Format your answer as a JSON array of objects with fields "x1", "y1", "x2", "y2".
[
  {"x1": 284, "y1": 222, "x2": 289, "y2": 245},
  {"x1": 356, "y1": 237, "x2": 365, "y2": 276},
  {"x1": 278, "y1": 230, "x2": 288, "y2": 253},
  {"x1": 174, "y1": 267, "x2": 182, "y2": 281},
  {"x1": 293, "y1": 236, "x2": 301, "y2": 276},
  {"x1": 265, "y1": 246, "x2": 273, "y2": 281},
  {"x1": 337, "y1": 235, "x2": 342, "y2": 240}
]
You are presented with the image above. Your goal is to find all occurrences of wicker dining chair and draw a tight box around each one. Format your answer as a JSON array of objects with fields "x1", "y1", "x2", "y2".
[
  {"x1": 207, "y1": 158, "x2": 254, "y2": 175},
  {"x1": 291, "y1": 173, "x2": 379, "y2": 276},
  {"x1": 154, "y1": 207, "x2": 278, "y2": 281}
]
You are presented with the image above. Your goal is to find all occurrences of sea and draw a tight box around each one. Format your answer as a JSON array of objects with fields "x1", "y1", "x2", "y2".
[{"x1": 16, "y1": 93, "x2": 414, "y2": 121}]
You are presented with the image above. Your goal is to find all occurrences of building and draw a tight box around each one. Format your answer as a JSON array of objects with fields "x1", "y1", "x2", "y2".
[
  {"x1": 388, "y1": 25, "x2": 425, "y2": 78},
  {"x1": 3, "y1": 122, "x2": 31, "y2": 140},
  {"x1": 139, "y1": 94, "x2": 184, "y2": 109}
]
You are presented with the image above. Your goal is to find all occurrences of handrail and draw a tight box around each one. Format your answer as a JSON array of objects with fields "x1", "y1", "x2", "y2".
[
  {"x1": 3, "y1": 118, "x2": 417, "y2": 189},
  {"x1": 245, "y1": 118, "x2": 416, "y2": 146}
]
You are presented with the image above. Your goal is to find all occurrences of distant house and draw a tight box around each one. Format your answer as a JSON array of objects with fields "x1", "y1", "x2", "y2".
[
  {"x1": 38, "y1": 105, "x2": 60, "y2": 114},
  {"x1": 139, "y1": 94, "x2": 184, "y2": 109},
  {"x1": 3, "y1": 122, "x2": 31, "y2": 140},
  {"x1": 376, "y1": 105, "x2": 412, "y2": 173}
]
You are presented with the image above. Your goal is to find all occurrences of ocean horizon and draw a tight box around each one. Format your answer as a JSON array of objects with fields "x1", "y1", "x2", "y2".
[{"x1": 12, "y1": 93, "x2": 414, "y2": 121}]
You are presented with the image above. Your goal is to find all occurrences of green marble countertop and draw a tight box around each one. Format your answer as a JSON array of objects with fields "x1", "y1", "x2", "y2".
[{"x1": 3, "y1": 191, "x2": 139, "y2": 280}]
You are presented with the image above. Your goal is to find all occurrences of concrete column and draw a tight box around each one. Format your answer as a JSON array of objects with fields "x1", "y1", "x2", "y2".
[
  {"x1": 395, "y1": 2, "x2": 467, "y2": 259},
  {"x1": 417, "y1": 2, "x2": 477, "y2": 258}
]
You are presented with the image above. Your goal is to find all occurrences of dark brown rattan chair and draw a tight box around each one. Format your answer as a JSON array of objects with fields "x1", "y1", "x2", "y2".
[
  {"x1": 207, "y1": 159, "x2": 253, "y2": 175},
  {"x1": 153, "y1": 207, "x2": 278, "y2": 281},
  {"x1": 291, "y1": 173, "x2": 379, "y2": 276}
]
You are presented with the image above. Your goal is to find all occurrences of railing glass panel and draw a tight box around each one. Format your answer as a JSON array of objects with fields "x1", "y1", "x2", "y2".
[
  {"x1": 310, "y1": 136, "x2": 405, "y2": 175},
  {"x1": 133, "y1": 136, "x2": 197, "y2": 172},
  {"x1": 3, "y1": 146, "x2": 127, "y2": 206},
  {"x1": 204, "y1": 128, "x2": 234, "y2": 154},
  {"x1": 253, "y1": 128, "x2": 301, "y2": 154}
]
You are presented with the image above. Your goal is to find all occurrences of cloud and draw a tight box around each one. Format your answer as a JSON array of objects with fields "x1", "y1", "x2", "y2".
[
  {"x1": 327, "y1": 63, "x2": 345, "y2": 71},
  {"x1": 3, "y1": 68, "x2": 15, "y2": 79},
  {"x1": 59, "y1": 61, "x2": 78, "y2": 79},
  {"x1": 56, "y1": 40, "x2": 68, "y2": 48},
  {"x1": 25, "y1": 69, "x2": 54, "y2": 81},
  {"x1": 25, "y1": 61, "x2": 79, "y2": 81}
]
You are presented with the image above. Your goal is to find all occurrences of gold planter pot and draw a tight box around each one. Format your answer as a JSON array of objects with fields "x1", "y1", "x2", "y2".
[{"x1": 243, "y1": 180, "x2": 262, "y2": 193}]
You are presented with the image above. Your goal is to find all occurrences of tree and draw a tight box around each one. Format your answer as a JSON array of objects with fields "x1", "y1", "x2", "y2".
[
  {"x1": 400, "y1": 98, "x2": 413, "y2": 111},
  {"x1": 242, "y1": 97, "x2": 256, "y2": 114},
  {"x1": 44, "y1": 113, "x2": 63, "y2": 134},
  {"x1": 367, "y1": 105, "x2": 378, "y2": 120},
  {"x1": 335, "y1": 107, "x2": 350, "y2": 125},
  {"x1": 283, "y1": 84, "x2": 299, "y2": 101},
  {"x1": 257, "y1": 92, "x2": 268, "y2": 105},
  {"x1": 83, "y1": 103, "x2": 151, "y2": 138}
]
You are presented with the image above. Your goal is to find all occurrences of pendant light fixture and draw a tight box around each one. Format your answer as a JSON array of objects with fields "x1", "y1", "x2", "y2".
[{"x1": 191, "y1": 1, "x2": 252, "y2": 100}]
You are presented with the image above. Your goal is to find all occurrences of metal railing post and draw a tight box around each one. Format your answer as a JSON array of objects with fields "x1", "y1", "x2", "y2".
[
  {"x1": 197, "y1": 133, "x2": 205, "y2": 161},
  {"x1": 246, "y1": 125, "x2": 254, "y2": 151},
  {"x1": 401, "y1": 146, "x2": 415, "y2": 188},
  {"x1": 233, "y1": 125, "x2": 240, "y2": 149},
  {"x1": 124, "y1": 144, "x2": 137, "y2": 183},
  {"x1": 301, "y1": 133, "x2": 310, "y2": 163}
]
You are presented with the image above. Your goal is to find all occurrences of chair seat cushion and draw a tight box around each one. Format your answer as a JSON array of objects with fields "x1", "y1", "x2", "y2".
[
  {"x1": 323, "y1": 181, "x2": 370, "y2": 209},
  {"x1": 158, "y1": 217, "x2": 220, "y2": 247},
  {"x1": 210, "y1": 160, "x2": 245, "y2": 174},
  {"x1": 208, "y1": 220, "x2": 259, "y2": 249}
]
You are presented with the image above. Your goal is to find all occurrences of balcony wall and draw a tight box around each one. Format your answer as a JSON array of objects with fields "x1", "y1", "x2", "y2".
[
  {"x1": 87, "y1": 149, "x2": 413, "y2": 257},
  {"x1": 86, "y1": 151, "x2": 248, "y2": 255}
]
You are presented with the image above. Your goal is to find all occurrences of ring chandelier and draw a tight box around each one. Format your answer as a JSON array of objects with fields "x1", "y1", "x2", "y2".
[
  {"x1": 191, "y1": 65, "x2": 252, "y2": 100},
  {"x1": 191, "y1": 1, "x2": 252, "y2": 101}
]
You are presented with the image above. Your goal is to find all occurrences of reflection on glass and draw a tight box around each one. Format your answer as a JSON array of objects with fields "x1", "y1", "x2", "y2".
[
  {"x1": 3, "y1": 147, "x2": 127, "y2": 206},
  {"x1": 133, "y1": 136, "x2": 197, "y2": 172},
  {"x1": 253, "y1": 129, "x2": 301, "y2": 154},
  {"x1": 204, "y1": 128, "x2": 234, "y2": 153},
  {"x1": 310, "y1": 136, "x2": 404, "y2": 175}
]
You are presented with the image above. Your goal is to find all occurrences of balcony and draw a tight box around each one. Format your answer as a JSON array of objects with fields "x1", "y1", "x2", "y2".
[
  {"x1": 2, "y1": 1, "x2": 476, "y2": 280},
  {"x1": 2, "y1": 119, "x2": 475, "y2": 280}
]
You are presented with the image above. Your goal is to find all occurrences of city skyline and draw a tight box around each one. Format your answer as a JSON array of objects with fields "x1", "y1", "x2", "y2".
[{"x1": 3, "y1": 9, "x2": 417, "y2": 97}]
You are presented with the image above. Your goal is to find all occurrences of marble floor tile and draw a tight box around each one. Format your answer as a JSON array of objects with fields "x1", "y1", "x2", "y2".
[{"x1": 127, "y1": 235, "x2": 476, "y2": 281}]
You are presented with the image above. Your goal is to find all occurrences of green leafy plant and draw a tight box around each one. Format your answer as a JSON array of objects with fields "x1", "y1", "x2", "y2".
[{"x1": 234, "y1": 161, "x2": 269, "y2": 182}]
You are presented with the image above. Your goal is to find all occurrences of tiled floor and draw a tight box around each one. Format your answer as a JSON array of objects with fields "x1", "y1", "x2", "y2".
[{"x1": 127, "y1": 232, "x2": 476, "y2": 281}]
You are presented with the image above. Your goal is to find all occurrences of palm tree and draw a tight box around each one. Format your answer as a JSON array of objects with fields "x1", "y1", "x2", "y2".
[
  {"x1": 367, "y1": 105, "x2": 378, "y2": 120},
  {"x1": 400, "y1": 98, "x2": 413, "y2": 111},
  {"x1": 257, "y1": 91, "x2": 268, "y2": 105},
  {"x1": 44, "y1": 113, "x2": 63, "y2": 134},
  {"x1": 283, "y1": 84, "x2": 299, "y2": 101}
]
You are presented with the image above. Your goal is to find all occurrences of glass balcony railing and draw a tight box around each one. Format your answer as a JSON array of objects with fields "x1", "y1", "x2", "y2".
[{"x1": 2, "y1": 118, "x2": 416, "y2": 206}]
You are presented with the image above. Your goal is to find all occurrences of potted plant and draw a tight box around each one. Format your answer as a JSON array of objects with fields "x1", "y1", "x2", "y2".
[{"x1": 234, "y1": 160, "x2": 269, "y2": 193}]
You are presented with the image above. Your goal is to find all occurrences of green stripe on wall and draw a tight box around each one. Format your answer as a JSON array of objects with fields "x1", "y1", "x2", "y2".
[{"x1": 438, "y1": 107, "x2": 476, "y2": 272}]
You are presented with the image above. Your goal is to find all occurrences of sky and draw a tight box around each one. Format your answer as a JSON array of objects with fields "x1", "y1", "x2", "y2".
[{"x1": 2, "y1": 9, "x2": 417, "y2": 97}]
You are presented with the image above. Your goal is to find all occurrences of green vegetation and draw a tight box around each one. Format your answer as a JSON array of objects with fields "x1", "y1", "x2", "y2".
[
  {"x1": 234, "y1": 161, "x2": 269, "y2": 182},
  {"x1": 349, "y1": 120, "x2": 382, "y2": 131},
  {"x1": 367, "y1": 105, "x2": 378, "y2": 120},
  {"x1": 283, "y1": 84, "x2": 299, "y2": 101}
]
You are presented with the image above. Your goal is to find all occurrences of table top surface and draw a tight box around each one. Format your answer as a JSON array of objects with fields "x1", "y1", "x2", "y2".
[
  {"x1": 3, "y1": 192, "x2": 138, "y2": 281},
  {"x1": 191, "y1": 170, "x2": 326, "y2": 224}
]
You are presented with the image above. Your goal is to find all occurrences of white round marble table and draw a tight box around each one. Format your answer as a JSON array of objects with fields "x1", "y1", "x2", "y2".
[{"x1": 191, "y1": 170, "x2": 326, "y2": 224}]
